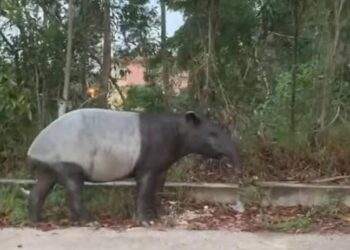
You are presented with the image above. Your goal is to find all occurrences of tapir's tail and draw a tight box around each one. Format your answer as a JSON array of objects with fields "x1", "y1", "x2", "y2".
[
  {"x1": 27, "y1": 156, "x2": 37, "y2": 178},
  {"x1": 22, "y1": 156, "x2": 37, "y2": 196},
  {"x1": 23, "y1": 157, "x2": 54, "y2": 196}
]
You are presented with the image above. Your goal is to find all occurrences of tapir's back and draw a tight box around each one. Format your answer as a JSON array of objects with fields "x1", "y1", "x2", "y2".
[{"x1": 28, "y1": 108, "x2": 142, "y2": 181}]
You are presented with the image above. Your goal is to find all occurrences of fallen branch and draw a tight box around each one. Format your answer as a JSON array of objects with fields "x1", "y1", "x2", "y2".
[
  {"x1": 3, "y1": 178, "x2": 350, "y2": 189},
  {"x1": 311, "y1": 175, "x2": 350, "y2": 184},
  {"x1": 0, "y1": 178, "x2": 239, "y2": 188}
]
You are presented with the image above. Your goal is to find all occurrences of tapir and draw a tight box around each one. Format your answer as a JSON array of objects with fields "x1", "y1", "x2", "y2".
[{"x1": 27, "y1": 108, "x2": 241, "y2": 226}]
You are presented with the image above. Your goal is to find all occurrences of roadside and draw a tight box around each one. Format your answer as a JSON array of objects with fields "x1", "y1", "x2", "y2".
[
  {"x1": 2, "y1": 199, "x2": 350, "y2": 234},
  {"x1": 1, "y1": 227, "x2": 350, "y2": 250}
]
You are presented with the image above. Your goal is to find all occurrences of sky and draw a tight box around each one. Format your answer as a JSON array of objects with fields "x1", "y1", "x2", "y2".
[
  {"x1": 149, "y1": 0, "x2": 184, "y2": 37},
  {"x1": 165, "y1": 9, "x2": 184, "y2": 36}
]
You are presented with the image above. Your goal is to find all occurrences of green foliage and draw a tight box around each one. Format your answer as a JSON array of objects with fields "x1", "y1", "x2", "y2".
[
  {"x1": 0, "y1": 185, "x2": 135, "y2": 225},
  {"x1": 84, "y1": 187, "x2": 134, "y2": 218},
  {"x1": 246, "y1": 62, "x2": 316, "y2": 147},
  {"x1": 0, "y1": 186, "x2": 27, "y2": 224},
  {"x1": 116, "y1": 0, "x2": 160, "y2": 57},
  {"x1": 0, "y1": 0, "x2": 161, "y2": 174},
  {"x1": 0, "y1": 75, "x2": 32, "y2": 157},
  {"x1": 0, "y1": 76, "x2": 32, "y2": 121},
  {"x1": 238, "y1": 185, "x2": 264, "y2": 207},
  {"x1": 167, "y1": 157, "x2": 193, "y2": 182},
  {"x1": 123, "y1": 84, "x2": 166, "y2": 112},
  {"x1": 308, "y1": 191, "x2": 345, "y2": 218},
  {"x1": 1, "y1": 0, "x2": 350, "y2": 183},
  {"x1": 270, "y1": 215, "x2": 312, "y2": 233},
  {"x1": 166, "y1": 0, "x2": 350, "y2": 151},
  {"x1": 122, "y1": 85, "x2": 198, "y2": 113},
  {"x1": 170, "y1": 90, "x2": 198, "y2": 112}
]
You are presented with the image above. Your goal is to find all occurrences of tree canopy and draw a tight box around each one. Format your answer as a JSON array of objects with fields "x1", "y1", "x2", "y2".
[{"x1": 1, "y1": 0, "x2": 350, "y2": 181}]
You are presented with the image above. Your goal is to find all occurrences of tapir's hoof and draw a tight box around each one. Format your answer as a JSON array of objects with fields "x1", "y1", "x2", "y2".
[
  {"x1": 70, "y1": 213, "x2": 92, "y2": 225},
  {"x1": 28, "y1": 215, "x2": 41, "y2": 224},
  {"x1": 27, "y1": 219, "x2": 40, "y2": 226},
  {"x1": 140, "y1": 220, "x2": 155, "y2": 227},
  {"x1": 156, "y1": 207, "x2": 166, "y2": 217},
  {"x1": 135, "y1": 215, "x2": 155, "y2": 227}
]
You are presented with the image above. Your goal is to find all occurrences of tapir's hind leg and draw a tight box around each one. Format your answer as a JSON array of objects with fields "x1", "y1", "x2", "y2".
[
  {"x1": 64, "y1": 177, "x2": 87, "y2": 223},
  {"x1": 28, "y1": 167, "x2": 57, "y2": 223},
  {"x1": 135, "y1": 172, "x2": 158, "y2": 226},
  {"x1": 57, "y1": 163, "x2": 89, "y2": 224}
]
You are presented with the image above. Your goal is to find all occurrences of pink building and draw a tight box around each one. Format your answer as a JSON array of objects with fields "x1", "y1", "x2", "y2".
[
  {"x1": 116, "y1": 56, "x2": 188, "y2": 92},
  {"x1": 118, "y1": 57, "x2": 147, "y2": 87}
]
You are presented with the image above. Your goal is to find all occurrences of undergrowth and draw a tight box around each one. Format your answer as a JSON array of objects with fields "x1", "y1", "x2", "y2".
[
  {"x1": 0, "y1": 185, "x2": 135, "y2": 225},
  {"x1": 1, "y1": 183, "x2": 349, "y2": 233},
  {"x1": 269, "y1": 215, "x2": 312, "y2": 233},
  {"x1": 2, "y1": 113, "x2": 350, "y2": 184}
]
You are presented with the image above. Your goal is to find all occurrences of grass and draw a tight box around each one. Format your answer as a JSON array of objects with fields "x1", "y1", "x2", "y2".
[
  {"x1": 237, "y1": 185, "x2": 264, "y2": 207},
  {"x1": 307, "y1": 191, "x2": 345, "y2": 219},
  {"x1": 0, "y1": 186, "x2": 28, "y2": 224},
  {"x1": 1, "y1": 123, "x2": 350, "y2": 226},
  {"x1": 0, "y1": 183, "x2": 192, "y2": 226},
  {"x1": 1, "y1": 183, "x2": 349, "y2": 234},
  {"x1": 263, "y1": 193, "x2": 347, "y2": 233},
  {"x1": 269, "y1": 215, "x2": 312, "y2": 233},
  {"x1": 167, "y1": 156, "x2": 194, "y2": 182},
  {"x1": 0, "y1": 185, "x2": 136, "y2": 225},
  {"x1": 3, "y1": 124, "x2": 350, "y2": 184},
  {"x1": 0, "y1": 154, "x2": 191, "y2": 226},
  {"x1": 83, "y1": 186, "x2": 135, "y2": 219},
  {"x1": 0, "y1": 155, "x2": 194, "y2": 226}
]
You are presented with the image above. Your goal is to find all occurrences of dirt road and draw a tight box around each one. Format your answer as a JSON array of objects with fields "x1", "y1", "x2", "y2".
[{"x1": 1, "y1": 227, "x2": 349, "y2": 250}]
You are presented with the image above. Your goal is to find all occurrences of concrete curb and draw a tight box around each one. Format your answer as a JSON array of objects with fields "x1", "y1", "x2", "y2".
[{"x1": 1, "y1": 178, "x2": 350, "y2": 207}]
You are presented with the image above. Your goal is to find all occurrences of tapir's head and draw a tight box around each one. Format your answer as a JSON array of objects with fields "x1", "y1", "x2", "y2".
[{"x1": 180, "y1": 111, "x2": 242, "y2": 176}]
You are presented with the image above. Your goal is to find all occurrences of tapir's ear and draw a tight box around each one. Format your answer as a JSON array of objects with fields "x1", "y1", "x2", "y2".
[{"x1": 185, "y1": 111, "x2": 201, "y2": 126}]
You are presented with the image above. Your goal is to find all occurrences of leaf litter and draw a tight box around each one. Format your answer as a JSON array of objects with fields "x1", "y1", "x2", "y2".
[{"x1": 2, "y1": 199, "x2": 350, "y2": 234}]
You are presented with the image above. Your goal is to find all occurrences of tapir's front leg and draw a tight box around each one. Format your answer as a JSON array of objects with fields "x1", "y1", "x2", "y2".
[
  {"x1": 135, "y1": 172, "x2": 158, "y2": 226},
  {"x1": 155, "y1": 171, "x2": 167, "y2": 217}
]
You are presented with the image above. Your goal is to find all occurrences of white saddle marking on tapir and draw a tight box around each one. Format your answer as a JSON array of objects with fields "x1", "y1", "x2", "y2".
[{"x1": 28, "y1": 108, "x2": 142, "y2": 182}]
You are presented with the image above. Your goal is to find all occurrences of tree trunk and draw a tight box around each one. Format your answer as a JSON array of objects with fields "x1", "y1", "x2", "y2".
[
  {"x1": 318, "y1": 0, "x2": 345, "y2": 130},
  {"x1": 161, "y1": 0, "x2": 170, "y2": 93},
  {"x1": 34, "y1": 65, "x2": 42, "y2": 129},
  {"x1": 58, "y1": 0, "x2": 74, "y2": 117},
  {"x1": 160, "y1": 0, "x2": 171, "y2": 108},
  {"x1": 290, "y1": 0, "x2": 299, "y2": 132},
  {"x1": 203, "y1": 0, "x2": 220, "y2": 109},
  {"x1": 80, "y1": 0, "x2": 88, "y2": 99},
  {"x1": 204, "y1": 0, "x2": 213, "y2": 107},
  {"x1": 100, "y1": 0, "x2": 111, "y2": 107},
  {"x1": 310, "y1": 0, "x2": 346, "y2": 146}
]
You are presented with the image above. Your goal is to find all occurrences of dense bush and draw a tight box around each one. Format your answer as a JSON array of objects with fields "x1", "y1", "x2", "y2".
[
  {"x1": 0, "y1": 75, "x2": 33, "y2": 173},
  {"x1": 123, "y1": 84, "x2": 166, "y2": 112}
]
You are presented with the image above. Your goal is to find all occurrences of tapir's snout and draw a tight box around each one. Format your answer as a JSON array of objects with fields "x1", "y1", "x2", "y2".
[
  {"x1": 232, "y1": 164, "x2": 242, "y2": 177},
  {"x1": 221, "y1": 159, "x2": 242, "y2": 177},
  {"x1": 221, "y1": 149, "x2": 242, "y2": 177},
  {"x1": 231, "y1": 153, "x2": 242, "y2": 177}
]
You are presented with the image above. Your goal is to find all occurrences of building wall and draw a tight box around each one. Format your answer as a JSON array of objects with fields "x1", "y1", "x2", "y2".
[
  {"x1": 118, "y1": 62, "x2": 147, "y2": 87},
  {"x1": 117, "y1": 58, "x2": 189, "y2": 92}
]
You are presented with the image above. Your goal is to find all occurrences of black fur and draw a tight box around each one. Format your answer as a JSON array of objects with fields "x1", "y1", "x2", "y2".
[{"x1": 132, "y1": 112, "x2": 241, "y2": 225}]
